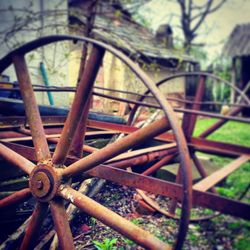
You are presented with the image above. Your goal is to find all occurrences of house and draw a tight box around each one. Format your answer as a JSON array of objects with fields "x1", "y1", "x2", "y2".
[
  {"x1": 0, "y1": 0, "x2": 69, "y2": 106},
  {"x1": 68, "y1": 0, "x2": 196, "y2": 114},
  {"x1": 223, "y1": 23, "x2": 250, "y2": 104},
  {"x1": 0, "y1": 0, "x2": 196, "y2": 114}
]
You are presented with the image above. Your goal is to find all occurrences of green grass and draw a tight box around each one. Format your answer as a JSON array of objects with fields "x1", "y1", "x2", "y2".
[
  {"x1": 190, "y1": 119, "x2": 250, "y2": 249},
  {"x1": 193, "y1": 118, "x2": 250, "y2": 147},
  {"x1": 193, "y1": 118, "x2": 250, "y2": 201},
  {"x1": 93, "y1": 238, "x2": 117, "y2": 250}
]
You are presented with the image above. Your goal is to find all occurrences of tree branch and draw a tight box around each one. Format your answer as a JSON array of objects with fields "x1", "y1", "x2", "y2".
[
  {"x1": 191, "y1": 0, "x2": 213, "y2": 33},
  {"x1": 191, "y1": 0, "x2": 227, "y2": 22},
  {"x1": 209, "y1": 0, "x2": 227, "y2": 14}
]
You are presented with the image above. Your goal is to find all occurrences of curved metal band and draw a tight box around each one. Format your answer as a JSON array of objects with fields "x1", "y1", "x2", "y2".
[{"x1": 0, "y1": 34, "x2": 192, "y2": 249}]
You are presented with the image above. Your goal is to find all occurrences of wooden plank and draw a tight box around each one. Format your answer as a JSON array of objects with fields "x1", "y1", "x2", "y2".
[{"x1": 193, "y1": 154, "x2": 250, "y2": 192}]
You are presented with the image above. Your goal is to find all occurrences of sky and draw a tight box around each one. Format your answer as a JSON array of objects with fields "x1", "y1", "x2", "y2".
[{"x1": 137, "y1": 0, "x2": 250, "y2": 64}]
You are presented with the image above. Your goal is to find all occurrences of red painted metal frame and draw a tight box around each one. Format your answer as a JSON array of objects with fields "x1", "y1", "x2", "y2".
[{"x1": 1, "y1": 140, "x2": 250, "y2": 221}]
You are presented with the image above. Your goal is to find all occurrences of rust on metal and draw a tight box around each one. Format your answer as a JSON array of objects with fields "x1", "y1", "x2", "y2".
[
  {"x1": 20, "y1": 202, "x2": 48, "y2": 250},
  {"x1": 50, "y1": 198, "x2": 75, "y2": 249},
  {"x1": 0, "y1": 35, "x2": 249, "y2": 250},
  {"x1": 29, "y1": 163, "x2": 61, "y2": 202},
  {"x1": 12, "y1": 54, "x2": 51, "y2": 162},
  {"x1": 193, "y1": 154, "x2": 250, "y2": 192},
  {"x1": 182, "y1": 75, "x2": 206, "y2": 140},
  {"x1": 86, "y1": 164, "x2": 250, "y2": 220},
  {"x1": 0, "y1": 188, "x2": 31, "y2": 210},
  {"x1": 0, "y1": 143, "x2": 35, "y2": 174},
  {"x1": 62, "y1": 117, "x2": 172, "y2": 178},
  {"x1": 53, "y1": 45, "x2": 105, "y2": 165},
  {"x1": 59, "y1": 185, "x2": 170, "y2": 250}
]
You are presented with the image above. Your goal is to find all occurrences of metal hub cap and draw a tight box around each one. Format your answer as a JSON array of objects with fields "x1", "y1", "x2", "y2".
[{"x1": 29, "y1": 164, "x2": 60, "y2": 202}]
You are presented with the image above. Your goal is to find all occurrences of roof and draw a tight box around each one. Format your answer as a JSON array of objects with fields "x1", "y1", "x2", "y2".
[
  {"x1": 224, "y1": 23, "x2": 250, "y2": 58},
  {"x1": 69, "y1": 1, "x2": 195, "y2": 67}
]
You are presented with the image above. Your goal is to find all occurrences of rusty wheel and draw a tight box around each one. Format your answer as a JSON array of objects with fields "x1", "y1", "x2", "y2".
[
  {"x1": 0, "y1": 35, "x2": 192, "y2": 249},
  {"x1": 127, "y1": 71, "x2": 250, "y2": 221}
]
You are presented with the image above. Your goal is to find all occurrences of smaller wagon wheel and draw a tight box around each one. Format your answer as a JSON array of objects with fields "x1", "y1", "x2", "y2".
[
  {"x1": 127, "y1": 71, "x2": 250, "y2": 221},
  {"x1": 0, "y1": 35, "x2": 193, "y2": 249}
]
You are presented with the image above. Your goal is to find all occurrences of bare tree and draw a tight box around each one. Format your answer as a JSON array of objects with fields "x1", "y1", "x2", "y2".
[{"x1": 177, "y1": 0, "x2": 227, "y2": 53}]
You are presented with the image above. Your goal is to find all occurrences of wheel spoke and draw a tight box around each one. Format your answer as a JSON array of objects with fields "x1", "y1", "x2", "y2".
[
  {"x1": 192, "y1": 153, "x2": 217, "y2": 193},
  {"x1": 0, "y1": 188, "x2": 31, "y2": 210},
  {"x1": 50, "y1": 198, "x2": 75, "y2": 249},
  {"x1": 142, "y1": 153, "x2": 177, "y2": 176},
  {"x1": 59, "y1": 185, "x2": 170, "y2": 250},
  {"x1": 20, "y1": 202, "x2": 48, "y2": 250},
  {"x1": 12, "y1": 54, "x2": 51, "y2": 162},
  {"x1": 198, "y1": 107, "x2": 242, "y2": 138},
  {"x1": 69, "y1": 96, "x2": 92, "y2": 158},
  {"x1": 182, "y1": 75, "x2": 206, "y2": 140},
  {"x1": 62, "y1": 117, "x2": 171, "y2": 178},
  {"x1": 52, "y1": 46, "x2": 105, "y2": 165},
  {"x1": 169, "y1": 167, "x2": 182, "y2": 214},
  {"x1": 0, "y1": 143, "x2": 35, "y2": 174},
  {"x1": 0, "y1": 35, "x2": 196, "y2": 249}
]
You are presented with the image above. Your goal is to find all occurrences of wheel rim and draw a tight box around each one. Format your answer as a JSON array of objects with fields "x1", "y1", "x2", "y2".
[
  {"x1": 127, "y1": 71, "x2": 250, "y2": 222},
  {"x1": 0, "y1": 35, "x2": 193, "y2": 249}
]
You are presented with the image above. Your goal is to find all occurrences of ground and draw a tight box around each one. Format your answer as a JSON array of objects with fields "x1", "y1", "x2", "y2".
[
  {"x1": 70, "y1": 118, "x2": 250, "y2": 250},
  {"x1": 1, "y1": 119, "x2": 249, "y2": 249},
  {"x1": 69, "y1": 180, "x2": 250, "y2": 250}
]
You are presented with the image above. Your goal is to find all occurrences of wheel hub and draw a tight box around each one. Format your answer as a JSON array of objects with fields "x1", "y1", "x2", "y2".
[{"x1": 29, "y1": 163, "x2": 60, "y2": 202}]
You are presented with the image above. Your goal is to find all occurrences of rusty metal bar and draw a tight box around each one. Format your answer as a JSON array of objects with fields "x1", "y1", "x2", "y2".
[
  {"x1": 168, "y1": 167, "x2": 182, "y2": 215},
  {"x1": 1, "y1": 141, "x2": 249, "y2": 220},
  {"x1": 52, "y1": 45, "x2": 105, "y2": 165},
  {"x1": 110, "y1": 148, "x2": 177, "y2": 170},
  {"x1": 1, "y1": 142, "x2": 50, "y2": 162},
  {"x1": 0, "y1": 141, "x2": 177, "y2": 170},
  {"x1": 62, "y1": 117, "x2": 171, "y2": 178},
  {"x1": 190, "y1": 137, "x2": 250, "y2": 157},
  {"x1": 87, "y1": 120, "x2": 250, "y2": 157},
  {"x1": 193, "y1": 154, "x2": 250, "y2": 192},
  {"x1": 150, "y1": 71, "x2": 250, "y2": 105},
  {"x1": 142, "y1": 153, "x2": 177, "y2": 176},
  {"x1": 0, "y1": 116, "x2": 66, "y2": 129},
  {"x1": 182, "y1": 75, "x2": 206, "y2": 140},
  {"x1": 50, "y1": 198, "x2": 75, "y2": 250},
  {"x1": 2, "y1": 85, "x2": 249, "y2": 110},
  {"x1": 0, "y1": 131, "x2": 30, "y2": 139},
  {"x1": 0, "y1": 188, "x2": 31, "y2": 210},
  {"x1": 2, "y1": 129, "x2": 249, "y2": 161},
  {"x1": 0, "y1": 143, "x2": 35, "y2": 174},
  {"x1": 93, "y1": 91, "x2": 250, "y2": 123},
  {"x1": 69, "y1": 95, "x2": 92, "y2": 158},
  {"x1": 108, "y1": 143, "x2": 176, "y2": 163},
  {"x1": 46, "y1": 136, "x2": 99, "y2": 154},
  {"x1": 198, "y1": 107, "x2": 243, "y2": 138},
  {"x1": 192, "y1": 153, "x2": 217, "y2": 193},
  {"x1": 20, "y1": 202, "x2": 48, "y2": 250},
  {"x1": 170, "y1": 76, "x2": 206, "y2": 217},
  {"x1": 87, "y1": 164, "x2": 250, "y2": 220},
  {"x1": 1, "y1": 134, "x2": 60, "y2": 143},
  {"x1": 87, "y1": 119, "x2": 141, "y2": 134},
  {"x1": 12, "y1": 54, "x2": 51, "y2": 162},
  {"x1": 0, "y1": 130, "x2": 114, "y2": 143},
  {"x1": 59, "y1": 185, "x2": 170, "y2": 250}
]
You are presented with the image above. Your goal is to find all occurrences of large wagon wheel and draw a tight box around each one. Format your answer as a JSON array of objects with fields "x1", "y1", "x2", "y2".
[
  {"x1": 127, "y1": 71, "x2": 250, "y2": 220},
  {"x1": 0, "y1": 35, "x2": 192, "y2": 249},
  {"x1": 128, "y1": 72, "x2": 250, "y2": 126}
]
